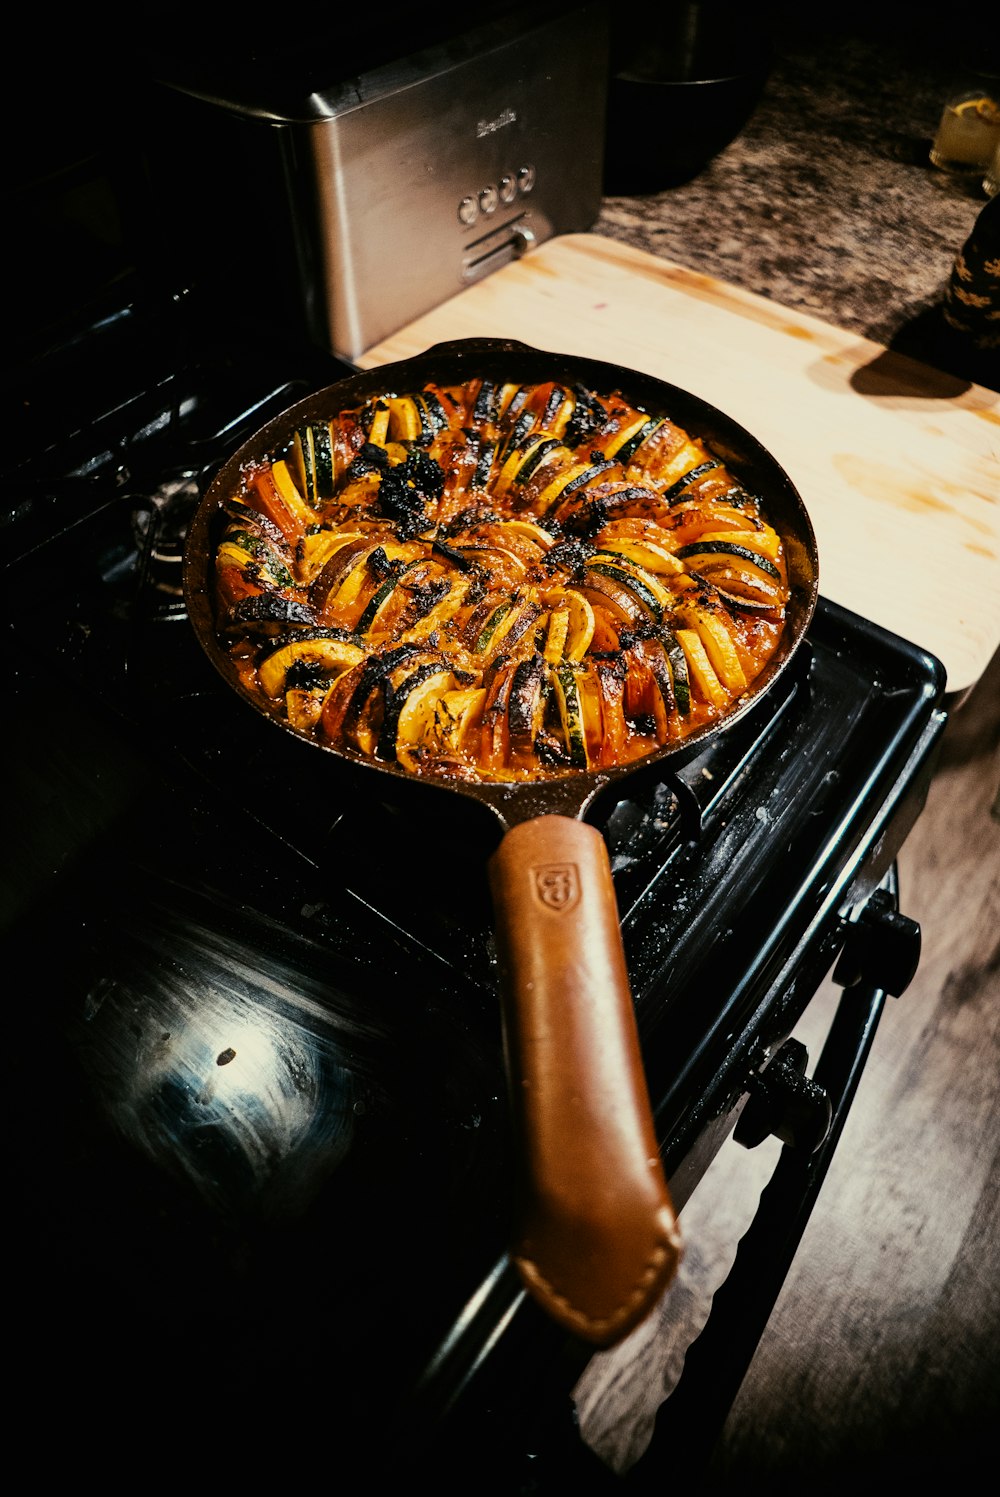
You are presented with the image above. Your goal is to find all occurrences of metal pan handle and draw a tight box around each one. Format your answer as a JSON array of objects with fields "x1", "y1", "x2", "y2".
[{"x1": 488, "y1": 815, "x2": 682, "y2": 1347}]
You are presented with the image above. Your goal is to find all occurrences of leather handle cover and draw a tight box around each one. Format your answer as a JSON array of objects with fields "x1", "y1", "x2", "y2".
[{"x1": 488, "y1": 815, "x2": 682, "y2": 1346}]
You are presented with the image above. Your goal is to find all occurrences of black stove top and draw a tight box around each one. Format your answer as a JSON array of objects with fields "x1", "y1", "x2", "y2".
[{"x1": 3, "y1": 305, "x2": 948, "y2": 1489}]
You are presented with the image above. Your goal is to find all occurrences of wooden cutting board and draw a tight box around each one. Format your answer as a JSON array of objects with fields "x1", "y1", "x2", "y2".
[{"x1": 357, "y1": 233, "x2": 1000, "y2": 699}]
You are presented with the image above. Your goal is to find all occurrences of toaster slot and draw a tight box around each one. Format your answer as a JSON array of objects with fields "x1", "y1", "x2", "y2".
[{"x1": 463, "y1": 216, "x2": 538, "y2": 281}]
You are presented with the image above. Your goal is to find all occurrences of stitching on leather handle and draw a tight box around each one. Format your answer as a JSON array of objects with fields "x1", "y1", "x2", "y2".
[{"x1": 515, "y1": 1226, "x2": 682, "y2": 1342}]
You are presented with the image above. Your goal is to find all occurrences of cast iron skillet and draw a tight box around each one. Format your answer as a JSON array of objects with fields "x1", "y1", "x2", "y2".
[{"x1": 183, "y1": 338, "x2": 819, "y2": 1347}]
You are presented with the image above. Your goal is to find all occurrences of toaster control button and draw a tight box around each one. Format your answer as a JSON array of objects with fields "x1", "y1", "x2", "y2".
[
  {"x1": 517, "y1": 164, "x2": 536, "y2": 193},
  {"x1": 458, "y1": 196, "x2": 479, "y2": 226},
  {"x1": 500, "y1": 174, "x2": 517, "y2": 204},
  {"x1": 479, "y1": 184, "x2": 499, "y2": 214}
]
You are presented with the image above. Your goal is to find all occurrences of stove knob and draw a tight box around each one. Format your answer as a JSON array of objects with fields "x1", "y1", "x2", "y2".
[
  {"x1": 832, "y1": 887, "x2": 922, "y2": 997},
  {"x1": 734, "y1": 1038, "x2": 832, "y2": 1154}
]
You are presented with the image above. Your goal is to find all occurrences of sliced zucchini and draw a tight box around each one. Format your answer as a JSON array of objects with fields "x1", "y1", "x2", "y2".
[
  {"x1": 355, "y1": 562, "x2": 411, "y2": 636},
  {"x1": 394, "y1": 668, "x2": 456, "y2": 757},
  {"x1": 428, "y1": 686, "x2": 486, "y2": 757},
  {"x1": 586, "y1": 559, "x2": 664, "y2": 622},
  {"x1": 590, "y1": 551, "x2": 674, "y2": 605},
  {"x1": 577, "y1": 569, "x2": 646, "y2": 629},
  {"x1": 533, "y1": 458, "x2": 593, "y2": 513},
  {"x1": 661, "y1": 457, "x2": 723, "y2": 504},
  {"x1": 543, "y1": 607, "x2": 570, "y2": 664},
  {"x1": 387, "y1": 396, "x2": 423, "y2": 443},
  {"x1": 400, "y1": 572, "x2": 473, "y2": 642},
  {"x1": 675, "y1": 626, "x2": 730, "y2": 709},
  {"x1": 539, "y1": 587, "x2": 596, "y2": 662},
  {"x1": 472, "y1": 598, "x2": 516, "y2": 654},
  {"x1": 694, "y1": 525, "x2": 781, "y2": 562},
  {"x1": 675, "y1": 539, "x2": 782, "y2": 582},
  {"x1": 557, "y1": 457, "x2": 615, "y2": 498},
  {"x1": 220, "y1": 499, "x2": 292, "y2": 553},
  {"x1": 608, "y1": 414, "x2": 662, "y2": 465},
  {"x1": 258, "y1": 633, "x2": 366, "y2": 698},
  {"x1": 552, "y1": 665, "x2": 588, "y2": 768},
  {"x1": 662, "y1": 630, "x2": 691, "y2": 715},
  {"x1": 595, "y1": 535, "x2": 684, "y2": 576},
  {"x1": 216, "y1": 536, "x2": 294, "y2": 590},
  {"x1": 512, "y1": 436, "x2": 563, "y2": 489},
  {"x1": 329, "y1": 540, "x2": 414, "y2": 614},
  {"x1": 675, "y1": 598, "x2": 747, "y2": 693},
  {"x1": 562, "y1": 590, "x2": 597, "y2": 660},
  {"x1": 271, "y1": 459, "x2": 319, "y2": 527},
  {"x1": 288, "y1": 425, "x2": 334, "y2": 503}
]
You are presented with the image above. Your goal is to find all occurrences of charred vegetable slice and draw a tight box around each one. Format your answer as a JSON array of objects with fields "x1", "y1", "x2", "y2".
[
  {"x1": 507, "y1": 653, "x2": 548, "y2": 762},
  {"x1": 258, "y1": 631, "x2": 366, "y2": 697},
  {"x1": 367, "y1": 401, "x2": 391, "y2": 446},
  {"x1": 226, "y1": 594, "x2": 319, "y2": 633},
  {"x1": 675, "y1": 539, "x2": 782, "y2": 582},
  {"x1": 608, "y1": 414, "x2": 662, "y2": 464},
  {"x1": 661, "y1": 458, "x2": 723, "y2": 504}
]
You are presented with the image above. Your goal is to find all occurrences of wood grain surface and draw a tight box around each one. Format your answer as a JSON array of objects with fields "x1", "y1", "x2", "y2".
[
  {"x1": 357, "y1": 233, "x2": 1000, "y2": 699},
  {"x1": 572, "y1": 641, "x2": 1000, "y2": 1489}
]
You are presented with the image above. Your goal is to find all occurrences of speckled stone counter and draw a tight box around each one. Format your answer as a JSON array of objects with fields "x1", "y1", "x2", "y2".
[{"x1": 594, "y1": 13, "x2": 999, "y2": 390}]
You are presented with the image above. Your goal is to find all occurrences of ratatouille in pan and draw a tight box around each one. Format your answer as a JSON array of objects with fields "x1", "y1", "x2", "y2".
[{"x1": 211, "y1": 374, "x2": 793, "y2": 782}]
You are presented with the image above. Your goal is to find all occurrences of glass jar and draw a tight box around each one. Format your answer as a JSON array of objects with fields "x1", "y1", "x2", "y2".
[{"x1": 930, "y1": 89, "x2": 1000, "y2": 174}]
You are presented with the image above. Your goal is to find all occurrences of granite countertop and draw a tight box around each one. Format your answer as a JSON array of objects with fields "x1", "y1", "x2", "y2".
[{"x1": 594, "y1": 10, "x2": 999, "y2": 391}]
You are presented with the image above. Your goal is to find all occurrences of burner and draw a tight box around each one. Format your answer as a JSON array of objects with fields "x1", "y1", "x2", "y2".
[{"x1": 131, "y1": 472, "x2": 203, "y2": 619}]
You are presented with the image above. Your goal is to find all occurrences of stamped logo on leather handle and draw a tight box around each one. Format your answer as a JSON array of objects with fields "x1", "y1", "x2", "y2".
[{"x1": 533, "y1": 863, "x2": 581, "y2": 912}]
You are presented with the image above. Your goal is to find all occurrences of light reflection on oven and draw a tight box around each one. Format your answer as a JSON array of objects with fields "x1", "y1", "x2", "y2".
[{"x1": 72, "y1": 907, "x2": 373, "y2": 1218}]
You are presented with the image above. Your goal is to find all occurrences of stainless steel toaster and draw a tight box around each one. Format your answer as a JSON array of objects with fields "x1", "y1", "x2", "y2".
[{"x1": 143, "y1": 2, "x2": 610, "y2": 362}]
